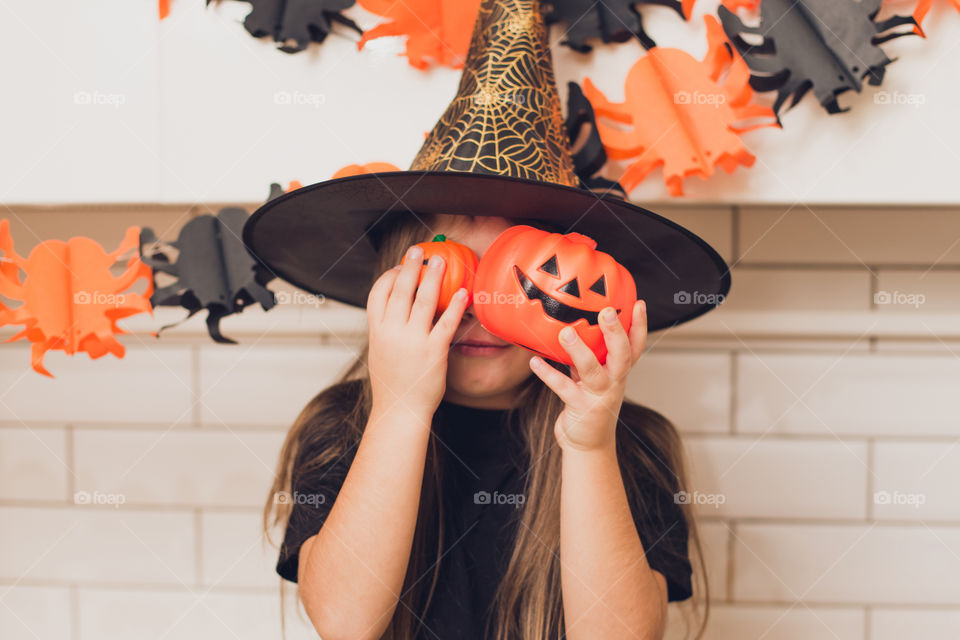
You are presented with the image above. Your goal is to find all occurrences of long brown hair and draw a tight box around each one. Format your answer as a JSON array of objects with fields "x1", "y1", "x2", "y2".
[{"x1": 264, "y1": 212, "x2": 709, "y2": 639}]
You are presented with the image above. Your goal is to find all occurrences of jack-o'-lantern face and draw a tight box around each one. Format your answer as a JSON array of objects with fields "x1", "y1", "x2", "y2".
[
  {"x1": 473, "y1": 225, "x2": 637, "y2": 365},
  {"x1": 513, "y1": 255, "x2": 612, "y2": 326}
]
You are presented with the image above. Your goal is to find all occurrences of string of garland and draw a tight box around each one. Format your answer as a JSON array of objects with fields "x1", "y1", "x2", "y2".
[
  {"x1": 0, "y1": 183, "x2": 298, "y2": 376},
  {"x1": 163, "y1": 0, "x2": 953, "y2": 196}
]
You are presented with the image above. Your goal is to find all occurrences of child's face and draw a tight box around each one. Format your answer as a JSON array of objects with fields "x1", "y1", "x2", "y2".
[{"x1": 433, "y1": 214, "x2": 536, "y2": 409}]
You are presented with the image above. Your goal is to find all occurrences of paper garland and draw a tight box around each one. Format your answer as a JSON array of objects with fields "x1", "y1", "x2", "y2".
[
  {"x1": 913, "y1": 0, "x2": 960, "y2": 35},
  {"x1": 208, "y1": 0, "x2": 361, "y2": 53},
  {"x1": 151, "y1": 1, "x2": 960, "y2": 193},
  {"x1": 356, "y1": 0, "x2": 481, "y2": 69},
  {"x1": 721, "y1": 0, "x2": 760, "y2": 10},
  {"x1": 138, "y1": 184, "x2": 286, "y2": 343},
  {"x1": 332, "y1": 162, "x2": 402, "y2": 178},
  {"x1": 582, "y1": 15, "x2": 778, "y2": 196},
  {"x1": 544, "y1": 0, "x2": 694, "y2": 52},
  {"x1": 0, "y1": 220, "x2": 154, "y2": 377},
  {"x1": 718, "y1": 0, "x2": 917, "y2": 119},
  {"x1": 564, "y1": 82, "x2": 626, "y2": 195}
]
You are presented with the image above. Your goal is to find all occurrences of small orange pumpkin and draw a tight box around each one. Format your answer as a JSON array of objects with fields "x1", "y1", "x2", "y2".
[
  {"x1": 401, "y1": 233, "x2": 478, "y2": 316},
  {"x1": 473, "y1": 225, "x2": 636, "y2": 365}
]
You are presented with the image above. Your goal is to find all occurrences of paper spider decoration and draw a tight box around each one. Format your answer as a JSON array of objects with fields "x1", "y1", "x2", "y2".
[
  {"x1": 357, "y1": 0, "x2": 482, "y2": 69},
  {"x1": 0, "y1": 220, "x2": 154, "y2": 377},
  {"x1": 543, "y1": 0, "x2": 695, "y2": 52},
  {"x1": 581, "y1": 15, "x2": 778, "y2": 196},
  {"x1": 208, "y1": 0, "x2": 361, "y2": 53},
  {"x1": 138, "y1": 185, "x2": 283, "y2": 343},
  {"x1": 718, "y1": 0, "x2": 917, "y2": 119}
]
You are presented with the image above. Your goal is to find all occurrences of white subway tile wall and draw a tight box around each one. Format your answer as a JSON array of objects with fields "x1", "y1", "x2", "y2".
[{"x1": 2, "y1": 205, "x2": 960, "y2": 639}]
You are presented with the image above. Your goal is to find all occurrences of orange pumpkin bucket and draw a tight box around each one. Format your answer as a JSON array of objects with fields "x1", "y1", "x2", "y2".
[
  {"x1": 401, "y1": 233, "x2": 479, "y2": 317},
  {"x1": 473, "y1": 225, "x2": 636, "y2": 365}
]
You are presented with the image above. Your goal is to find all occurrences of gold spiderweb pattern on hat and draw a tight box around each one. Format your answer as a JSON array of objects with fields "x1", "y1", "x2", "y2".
[{"x1": 409, "y1": 0, "x2": 579, "y2": 187}]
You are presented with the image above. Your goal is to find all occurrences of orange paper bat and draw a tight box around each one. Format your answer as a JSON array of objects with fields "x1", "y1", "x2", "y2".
[
  {"x1": 722, "y1": 0, "x2": 761, "y2": 10},
  {"x1": 356, "y1": 0, "x2": 482, "y2": 69},
  {"x1": 0, "y1": 220, "x2": 154, "y2": 377},
  {"x1": 331, "y1": 162, "x2": 401, "y2": 179},
  {"x1": 912, "y1": 0, "x2": 960, "y2": 35},
  {"x1": 582, "y1": 14, "x2": 778, "y2": 197}
]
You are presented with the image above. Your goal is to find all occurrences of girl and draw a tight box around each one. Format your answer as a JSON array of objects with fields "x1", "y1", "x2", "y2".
[{"x1": 264, "y1": 212, "x2": 708, "y2": 640}]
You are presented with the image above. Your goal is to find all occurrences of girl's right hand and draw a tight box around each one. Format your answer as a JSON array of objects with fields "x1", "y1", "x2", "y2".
[{"x1": 366, "y1": 243, "x2": 470, "y2": 419}]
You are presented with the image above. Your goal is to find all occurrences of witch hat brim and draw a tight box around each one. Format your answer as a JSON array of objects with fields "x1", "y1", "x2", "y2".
[
  {"x1": 242, "y1": 0, "x2": 731, "y2": 331},
  {"x1": 242, "y1": 170, "x2": 730, "y2": 332}
]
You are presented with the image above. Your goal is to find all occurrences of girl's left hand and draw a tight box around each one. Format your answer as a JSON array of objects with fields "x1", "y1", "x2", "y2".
[{"x1": 529, "y1": 300, "x2": 647, "y2": 452}]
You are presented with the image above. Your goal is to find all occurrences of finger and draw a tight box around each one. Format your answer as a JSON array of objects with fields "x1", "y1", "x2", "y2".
[
  {"x1": 558, "y1": 325, "x2": 609, "y2": 390},
  {"x1": 385, "y1": 244, "x2": 424, "y2": 322},
  {"x1": 429, "y1": 286, "x2": 470, "y2": 344},
  {"x1": 529, "y1": 356, "x2": 578, "y2": 401},
  {"x1": 598, "y1": 305, "x2": 631, "y2": 378},
  {"x1": 366, "y1": 265, "x2": 401, "y2": 325},
  {"x1": 409, "y1": 254, "x2": 446, "y2": 328},
  {"x1": 629, "y1": 300, "x2": 648, "y2": 364}
]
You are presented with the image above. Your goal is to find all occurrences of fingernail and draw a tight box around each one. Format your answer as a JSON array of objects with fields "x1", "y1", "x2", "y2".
[
  {"x1": 602, "y1": 307, "x2": 617, "y2": 323},
  {"x1": 454, "y1": 287, "x2": 468, "y2": 300},
  {"x1": 408, "y1": 245, "x2": 423, "y2": 259},
  {"x1": 560, "y1": 327, "x2": 576, "y2": 344},
  {"x1": 530, "y1": 356, "x2": 541, "y2": 369},
  {"x1": 429, "y1": 255, "x2": 444, "y2": 268}
]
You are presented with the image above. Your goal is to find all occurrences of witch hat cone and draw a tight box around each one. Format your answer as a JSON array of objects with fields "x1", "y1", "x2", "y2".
[
  {"x1": 243, "y1": 0, "x2": 731, "y2": 331},
  {"x1": 408, "y1": 0, "x2": 577, "y2": 185}
]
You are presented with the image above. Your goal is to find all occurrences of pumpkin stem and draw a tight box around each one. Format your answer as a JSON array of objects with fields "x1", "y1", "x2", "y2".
[{"x1": 432, "y1": 234, "x2": 446, "y2": 242}]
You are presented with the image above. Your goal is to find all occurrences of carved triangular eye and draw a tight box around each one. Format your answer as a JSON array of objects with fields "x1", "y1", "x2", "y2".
[
  {"x1": 558, "y1": 277, "x2": 580, "y2": 298},
  {"x1": 538, "y1": 255, "x2": 559, "y2": 278},
  {"x1": 589, "y1": 275, "x2": 606, "y2": 296}
]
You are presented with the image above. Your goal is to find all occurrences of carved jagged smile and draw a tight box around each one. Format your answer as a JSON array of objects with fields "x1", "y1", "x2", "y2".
[{"x1": 514, "y1": 266, "x2": 619, "y2": 326}]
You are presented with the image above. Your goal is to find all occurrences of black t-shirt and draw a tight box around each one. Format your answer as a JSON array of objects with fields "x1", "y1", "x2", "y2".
[{"x1": 276, "y1": 398, "x2": 693, "y2": 638}]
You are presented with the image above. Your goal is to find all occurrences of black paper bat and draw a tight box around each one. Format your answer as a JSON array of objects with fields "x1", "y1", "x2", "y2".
[
  {"x1": 139, "y1": 185, "x2": 282, "y2": 343},
  {"x1": 718, "y1": 0, "x2": 917, "y2": 119},
  {"x1": 564, "y1": 82, "x2": 626, "y2": 196},
  {"x1": 208, "y1": 0, "x2": 361, "y2": 53},
  {"x1": 542, "y1": 0, "x2": 692, "y2": 52}
]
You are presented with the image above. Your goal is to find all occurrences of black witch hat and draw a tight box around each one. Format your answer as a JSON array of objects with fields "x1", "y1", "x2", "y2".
[{"x1": 242, "y1": 0, "x2": 730, "y2": 331}]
